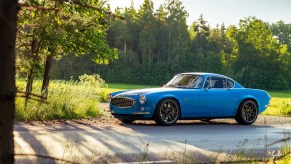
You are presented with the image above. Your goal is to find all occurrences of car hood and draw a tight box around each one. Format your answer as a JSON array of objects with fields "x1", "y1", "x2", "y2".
[{"x1": 115, "y1": 87, "x2": 183, "y2": 96}]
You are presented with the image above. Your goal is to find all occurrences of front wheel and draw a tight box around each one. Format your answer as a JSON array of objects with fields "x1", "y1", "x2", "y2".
[
  {"x1": 154, "y1": 98, "x2": 180, "y2": 126},
  {"x1": 235, "y1": 99, "x2": 258, "y2": 125}
]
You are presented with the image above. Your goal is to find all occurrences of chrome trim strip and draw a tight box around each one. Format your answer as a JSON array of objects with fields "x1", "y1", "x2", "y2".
[{"x1": 132, "y1": 112, "x2": 150, "y2": 115}]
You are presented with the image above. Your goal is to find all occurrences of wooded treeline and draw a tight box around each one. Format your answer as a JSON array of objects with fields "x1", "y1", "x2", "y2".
[{"x1": 36, "y1": 0, "x2": 291, "y2": 90}]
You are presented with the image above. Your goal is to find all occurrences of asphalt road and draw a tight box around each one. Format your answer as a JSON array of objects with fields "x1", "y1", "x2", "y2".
[{"x1": 14, "y1": 118, "x2": 291, "y2": 163}]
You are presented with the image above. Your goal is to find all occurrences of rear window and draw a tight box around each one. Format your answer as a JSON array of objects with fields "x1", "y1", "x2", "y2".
[{"x1": 227, "y1": 79, "x2": 234, "y2": 88}]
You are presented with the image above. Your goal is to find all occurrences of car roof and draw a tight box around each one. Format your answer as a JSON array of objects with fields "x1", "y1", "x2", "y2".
[
  {"x1": 180, "y1": 72, "x2": 225, "y2": 77},
  {"x1": 178, "y1": 72, "x2": 244, "y2": 88},
  {"x1": 180, "y1": 72, "x2": 236, "y2": 80}
]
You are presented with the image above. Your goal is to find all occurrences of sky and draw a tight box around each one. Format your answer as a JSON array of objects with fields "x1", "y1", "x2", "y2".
[{"x1": 107, "y1": 0, "x2": 291, "y2": 27}]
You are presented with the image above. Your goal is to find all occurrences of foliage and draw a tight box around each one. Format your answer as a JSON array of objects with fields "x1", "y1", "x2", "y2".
[
  {"x1": 227, "y1": 17, "x2": 289, "y2": 90},
  {"x1": 50, "y1": 0, "x2": 291, "y2": 90},
  {"x1": 280, "y1": 101, "x2": 291, "y2": 116},
  {"x1": 16, "y1": 80, "x2": 101, "y2": 121},
  {"x1": 16, "y1": 0, "x2": 118, "y2": 100},
  {"x1": 262, "y1": 98, "x2": 291, "y2": 116},
  {"x1": 79, "y1": 74, "x2": 107, "y2": 88},
  {"x1": 270, "y1": 21, "x2": 291, "y2": 89},
  {"x1": 17, "y1": 0, "x2": 118, "y2": 66}
]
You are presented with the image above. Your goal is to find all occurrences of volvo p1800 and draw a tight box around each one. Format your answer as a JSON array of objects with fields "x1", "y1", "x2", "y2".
[{"x1": 107, "y1": 73, "x2": 271, "y2": 126}]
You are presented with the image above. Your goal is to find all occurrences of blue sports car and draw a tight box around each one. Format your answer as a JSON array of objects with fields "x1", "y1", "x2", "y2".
[{"x1": 107, "y1": 73, "x2": 271, "y2": 126}]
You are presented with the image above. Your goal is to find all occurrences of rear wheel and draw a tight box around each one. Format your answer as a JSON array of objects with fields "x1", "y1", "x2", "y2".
[
  {"x1": 154, "y1": 98, "x2": 180, "y2": 126},
  {"x1": 119, "y1": 119, "x2": 135, "y2": 124},
  {"x1": 235, "y1": 99, "x2": 258, "y2": 125}
]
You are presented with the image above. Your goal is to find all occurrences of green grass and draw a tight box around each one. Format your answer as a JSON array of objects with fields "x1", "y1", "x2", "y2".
[
  {"x1": 269, "y1": 91, "x2": 291, "y2": 98},
  {"x1": 16, "y1": 80, "x2": 102, "y2": 121},
  {"x1": 264, "y1": 91, "x2": 291, "y2": 116},
  {"x1": 103, "y1": 84, "x2": 291, "y2": 117},
  {"x1": 263, "y1": 98, "x2": 291, "y2": 116}
]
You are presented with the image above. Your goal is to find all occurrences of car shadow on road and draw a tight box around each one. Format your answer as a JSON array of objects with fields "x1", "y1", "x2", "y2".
[{"x1": 127, "y1": 119, "x2": 273, "y2": 127}]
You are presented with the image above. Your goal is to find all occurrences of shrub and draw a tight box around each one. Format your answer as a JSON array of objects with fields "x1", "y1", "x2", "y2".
[
  {"x1": 79, "y1": 74, "x2": 108, "y2": 88},
  {"x1": 280, "y1": 101, "x2": 291, "y2": 116}
]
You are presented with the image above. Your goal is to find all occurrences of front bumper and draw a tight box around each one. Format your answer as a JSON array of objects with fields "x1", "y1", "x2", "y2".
[
  {"x1": 111, "y1": 113, "x2": 151, "y2": 120},
  {"x1": 109, "y1": 101, "x2": 154, "y2": 119}
]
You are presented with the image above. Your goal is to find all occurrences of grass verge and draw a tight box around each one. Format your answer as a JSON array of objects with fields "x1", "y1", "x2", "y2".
[
  {"x1": 265, "y1": 91, "x2": 291, "y2": 116},
  {"x1": 263, "y1": 98, "x2": 291, "y2": 116},
  {"x1": 16, "y1": 80, "x2": 101, "y2": 121}
]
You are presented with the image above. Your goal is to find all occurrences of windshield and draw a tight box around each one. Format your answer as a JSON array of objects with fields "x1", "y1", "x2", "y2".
[{"x1": 165, "y1": 74, "x2": 203, "y2": 88}]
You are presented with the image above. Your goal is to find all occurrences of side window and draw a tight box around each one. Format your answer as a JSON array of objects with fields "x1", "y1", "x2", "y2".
[
  {"x1": 227, "y1": 79, "x2": 234, "y2": 88},
  {"x1": 204, "y1": 76, "x2": 226, "y2": 88},
  {"x1": 191, "y1": 76, "x2": 204, "y2": 88},
  {"x1": 204, "y1": 77, "x2": 212, "y2": 88}
]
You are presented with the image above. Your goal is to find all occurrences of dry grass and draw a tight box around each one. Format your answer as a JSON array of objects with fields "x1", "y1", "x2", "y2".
[{"x1": 16, "y1": 80, "x2": 101, "y2": 121}]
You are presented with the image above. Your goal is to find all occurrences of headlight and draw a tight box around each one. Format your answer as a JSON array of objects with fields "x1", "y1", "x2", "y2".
[
  {"x1": 106, "y1": 94, "x2": 112, "y2": 102},
  {"x1": 139, "y1": 94, "x2": 146, "y2": 104}
]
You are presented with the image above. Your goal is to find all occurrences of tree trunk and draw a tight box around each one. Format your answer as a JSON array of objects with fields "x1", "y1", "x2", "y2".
[
  {"x1": 41, "y1": 53, "x2": 54, "y2": 99},
  {"x1": 25, "y1": 38, "x2": 40, "y2": 106},
  {"x1": 0, "y1": 0, "x2": 18, "y2": 163},
  {"x1": 25, "y1": 66, "x2": 34, "y2": 106}
]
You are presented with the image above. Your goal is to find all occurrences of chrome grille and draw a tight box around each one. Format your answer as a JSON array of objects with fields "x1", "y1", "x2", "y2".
[{"x1": 111, "y1": 97, "x2": 135, "y2": 108}]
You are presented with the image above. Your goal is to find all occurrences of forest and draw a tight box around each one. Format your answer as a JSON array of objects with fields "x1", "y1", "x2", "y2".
[{"x1": 18, "y1": 0, "x2": 291, "y2": 90}]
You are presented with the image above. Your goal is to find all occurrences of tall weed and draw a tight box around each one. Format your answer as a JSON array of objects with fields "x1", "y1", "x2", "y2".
[
  {"x1": 280, "y1": 101, "x2": 291, "y2": 116},
  {"x1": 16, "y1": 80, "x2": 101, "y2": 121}
]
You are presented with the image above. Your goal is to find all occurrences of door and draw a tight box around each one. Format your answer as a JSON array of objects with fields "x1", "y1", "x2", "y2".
[{"x1": 199, "y1": 76, "x2": 232, "y2": 117}]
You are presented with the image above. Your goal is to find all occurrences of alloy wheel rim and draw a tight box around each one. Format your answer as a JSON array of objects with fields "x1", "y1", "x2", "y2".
[
  {"x1": 160, "y1": 100, "x2": 179, "y2": 124},
  {"x1": 242, "y1": 101, "x2": 257, "y2": 123}
]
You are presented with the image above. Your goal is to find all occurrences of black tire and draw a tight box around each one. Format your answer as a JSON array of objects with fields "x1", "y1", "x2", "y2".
[
  {"x1": 201, "y1": 119, "x2": 212, "y2": 122},
  {"x1": 119, "y1": 119, "x2": 135, "y2": 124},
  {"x1": 235, "y1": 99, "x2": 258, "y2": 125},
  {"x1": 154, "y1": 98, "x2": 180, "y2": 126}
]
